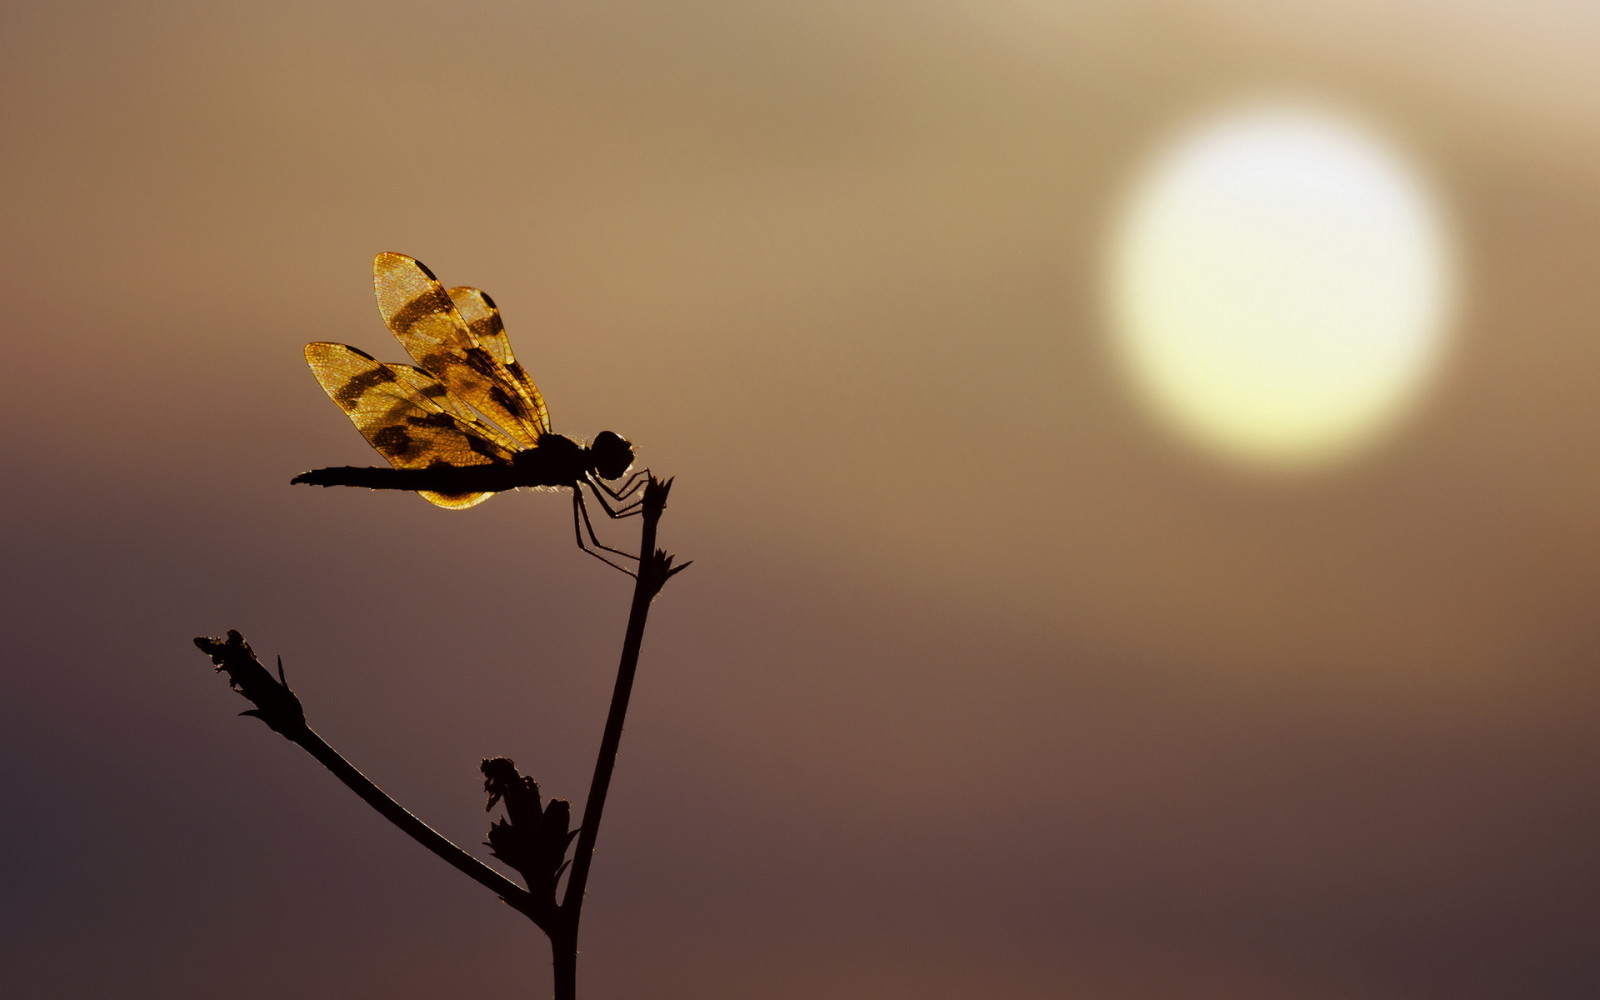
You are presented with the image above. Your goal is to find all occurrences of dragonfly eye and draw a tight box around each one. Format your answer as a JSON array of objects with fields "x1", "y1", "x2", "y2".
[{"x1": 591, "y1": 430, "x2": 634, "y2": 480}]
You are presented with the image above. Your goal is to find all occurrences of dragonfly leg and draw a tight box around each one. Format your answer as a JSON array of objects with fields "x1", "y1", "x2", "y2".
[
  {"x1": 578, "y1": 485, "x2": 643, "y2": 551},
  {"x1": 571, "y1": 490, "x2": 637, "y2": 576},
  {"x1": 601, "y1": 469, "x2": 649, "y2": 501},
  {"x1": 586, "y1": 475, "x2": 646, "y2": 519}
]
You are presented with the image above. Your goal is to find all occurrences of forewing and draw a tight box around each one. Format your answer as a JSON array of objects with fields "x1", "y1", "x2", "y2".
[
  {"x1": 372, "y1": 252, "x2": 548, "y2": 447},
  {"x1": 304, "y1": 342, "x2": 515, "y2": 508},
  {"x1": 448, "y1": 286, "x2": 552, "y2": 436}
]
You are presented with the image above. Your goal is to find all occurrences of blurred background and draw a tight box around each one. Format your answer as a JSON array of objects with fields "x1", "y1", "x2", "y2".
[{"x1": 4, "y1": 1, "x2": 1598, "y2": 997}]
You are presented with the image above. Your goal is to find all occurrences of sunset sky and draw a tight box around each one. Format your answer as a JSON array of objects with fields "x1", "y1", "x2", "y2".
[{"x1": 4, "y1": 1, "x2": 1599, "y2": 997}]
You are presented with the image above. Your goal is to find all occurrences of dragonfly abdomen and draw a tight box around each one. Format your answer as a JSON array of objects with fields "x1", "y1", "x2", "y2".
[
  {"x1": 292, "y1": 462, "x2": 529, "y2": 494},
  {"x1": 293, "y1": 436, "x2": 597, "y2": 494}
]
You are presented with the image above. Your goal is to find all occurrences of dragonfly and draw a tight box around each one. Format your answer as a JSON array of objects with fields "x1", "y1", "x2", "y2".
[{"x1": 292, "y1": 252, "x2": 645, "y2": 572}]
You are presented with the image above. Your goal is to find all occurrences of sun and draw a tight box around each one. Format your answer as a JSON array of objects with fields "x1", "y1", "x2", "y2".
[{"x1": 1105, "y1": 100, "x2": 1455, "y2": 470}]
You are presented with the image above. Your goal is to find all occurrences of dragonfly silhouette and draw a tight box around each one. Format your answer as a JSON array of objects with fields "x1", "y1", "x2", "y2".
[{"x1": 292, "y1": 253, "x2": 645, "y2": 572}]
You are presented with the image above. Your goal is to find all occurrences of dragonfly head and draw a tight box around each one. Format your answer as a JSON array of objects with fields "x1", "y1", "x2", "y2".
[{"x1": 590, "y1": 430, "x2": 635, "y2": 480}]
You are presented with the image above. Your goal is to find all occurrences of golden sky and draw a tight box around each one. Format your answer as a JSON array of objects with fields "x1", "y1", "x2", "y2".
[{"x1": 4, "y1": 1, "x2": 1599, "y2": 997}]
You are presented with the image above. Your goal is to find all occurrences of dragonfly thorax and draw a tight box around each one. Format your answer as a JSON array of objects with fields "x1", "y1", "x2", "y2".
[{"x1": 507, "y1": 431, "x2": 634, "y2": 485}]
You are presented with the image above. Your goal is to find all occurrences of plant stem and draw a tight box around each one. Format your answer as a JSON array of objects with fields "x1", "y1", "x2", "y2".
[
  {"x1": 554, "y1": 476, "x2": 682, "y2": 995},
  {"x1": 198, "y1": 474, "x2": 686, "y2": 1000},
  {"x1": 550, "y1": 924, "x2": 578, "y2": 1000}
]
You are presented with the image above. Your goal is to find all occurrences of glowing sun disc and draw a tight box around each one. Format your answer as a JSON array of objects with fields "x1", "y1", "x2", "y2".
[{"x1": 1106, "y1": 101, "x2": 1454, "y2": 470}]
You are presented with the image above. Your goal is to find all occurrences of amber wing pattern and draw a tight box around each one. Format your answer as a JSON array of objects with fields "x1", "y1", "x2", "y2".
[
  {"x1": 302, "y1": 342, "x2": 517, "y2": 509},
  {"x1": 372, "y1": 252, "x2": 551, "y2": 448}
]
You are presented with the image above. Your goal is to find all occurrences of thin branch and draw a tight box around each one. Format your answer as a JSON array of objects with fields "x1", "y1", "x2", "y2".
[{"x1": 193, "y1": 631, "x2": 538, "y2": 920}]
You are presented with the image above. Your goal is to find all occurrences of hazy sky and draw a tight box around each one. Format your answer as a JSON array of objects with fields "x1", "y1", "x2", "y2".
[{"x1": 4, "y1": 2, "x2": 1599, "y2": 997}]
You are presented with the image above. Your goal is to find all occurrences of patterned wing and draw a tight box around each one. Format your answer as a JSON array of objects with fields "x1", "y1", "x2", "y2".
[
  {"x1": 387, "y1": 362, "x2": 519, "y2": 452},
  {"x1": 304, "y1": 342, "x2": 516, "y2": 509},
  {"x1": 372, "y1": 252, "x2": 549, "y2": 448},
  {"x1": 448, "y1": 285, "x2": 552, "y2": 436}
]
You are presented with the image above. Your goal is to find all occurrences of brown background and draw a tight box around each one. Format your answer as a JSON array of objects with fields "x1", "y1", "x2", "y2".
[{"x1": 4, "y1": 1, "x2": 1598, "y2": 997}]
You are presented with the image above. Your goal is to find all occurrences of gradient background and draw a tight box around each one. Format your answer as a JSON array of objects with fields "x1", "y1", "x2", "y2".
[{"x1": 4, "y1": 2, "x2": 1599, "y2": 997}]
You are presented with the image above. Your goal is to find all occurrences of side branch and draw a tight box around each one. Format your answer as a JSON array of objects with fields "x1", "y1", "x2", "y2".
[{"x1": 193, "y1": 631, "x2": 537, "y2": 918}]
